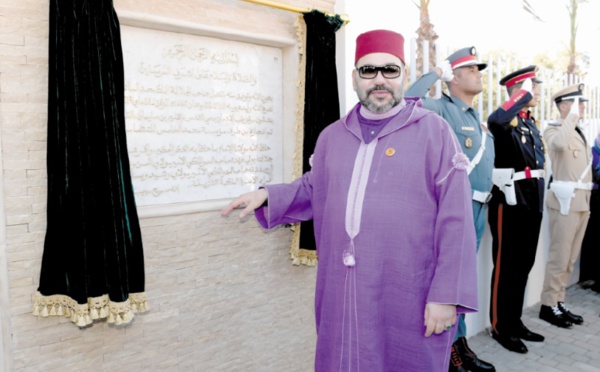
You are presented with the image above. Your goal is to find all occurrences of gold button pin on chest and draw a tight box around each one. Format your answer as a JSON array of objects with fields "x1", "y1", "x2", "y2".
[
  {"x1": 385, "y1": 148, "x2": 395, "y2": 156},
  {"x1": 465, "y1": 137, "x2": 473, "y2": 148}
]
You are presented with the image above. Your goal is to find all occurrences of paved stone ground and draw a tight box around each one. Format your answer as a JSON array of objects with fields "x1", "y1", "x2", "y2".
[{"x1": 468, "y1": 285, "x2": 600, "y2": 372}]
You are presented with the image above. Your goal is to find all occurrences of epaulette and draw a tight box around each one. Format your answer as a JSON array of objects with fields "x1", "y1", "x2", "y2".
[{"x1": 509, "y1": 117, "x2": 518, "y2": 127}]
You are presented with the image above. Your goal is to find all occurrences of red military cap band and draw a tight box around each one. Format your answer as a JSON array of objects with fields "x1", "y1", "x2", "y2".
[
  {"x1": 450, "y1": 55, "x2": 477, "y2": 69},
  {"x1": 504, "y1": 71, "x2": 537, "y2": 88},
  {"x1": 355, "y1": 29, "x2": 405, "y2": 64}
]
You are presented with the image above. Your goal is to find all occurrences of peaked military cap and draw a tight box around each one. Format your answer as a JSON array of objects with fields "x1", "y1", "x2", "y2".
[
  {"x1": 552, "y1": 83, "x2": 588, "y2": 103},
  {"x1": 446, "y1": 46, "x2": 487, "y2": 71},
  {"x1": 499, "y1": 65, "x2": 542, "y2": 87}
]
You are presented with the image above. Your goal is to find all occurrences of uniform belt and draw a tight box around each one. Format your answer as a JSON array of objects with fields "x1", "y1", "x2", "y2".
[
  {"x1": 513, "y1": 169, "x2": 544, "y2": 181},
  {"x1": 472, "y1": 190, "x2": 492, "y2": 204},
  {"x1": 552, "y1": 180, "x2": 594, "y2": 191}
]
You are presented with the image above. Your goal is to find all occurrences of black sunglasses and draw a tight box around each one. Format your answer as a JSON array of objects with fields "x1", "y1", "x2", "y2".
[{"x1": 357, "y1": 65, "x2": 402, "y2": 79}]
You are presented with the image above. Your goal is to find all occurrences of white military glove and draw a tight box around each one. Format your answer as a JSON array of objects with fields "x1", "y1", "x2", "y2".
[
  {"x1": 569, "y1": 96, "x2": 580, "y2": 117},
  {"x1": 436, "y1": 59, "x2": 454, "y2": 82},
  {"x1": 521, "y1": 78, "x2": 532, "y2": 93}
]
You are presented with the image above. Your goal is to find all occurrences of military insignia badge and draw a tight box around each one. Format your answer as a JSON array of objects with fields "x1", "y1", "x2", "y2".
[
  {"x1": 521, "y1": 134, "x2": 527, "y2": 144},
  {"x1": 465, "y1": 137, "x2": 473, "y2": 148}
]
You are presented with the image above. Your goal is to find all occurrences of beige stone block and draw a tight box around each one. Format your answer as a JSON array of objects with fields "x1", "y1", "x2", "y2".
[
  {"x1": 24, "y1": 128, "x2": 48, "y2": 143},
  {"x1": 20, "y1": 110, "x2": 46, "y2": 124},
  {"x1": 0, "y1": 2, "x2": 48, "y2": 19},
  {"x1": 6, "y1": 230, "x2": 43, "y2": 245},
  {"x1": 11, "y1": 345, "x2": 43, "y2": 370},
  {"x1": 0, "y1": 91, "x2": 26, "y2": 103},
  {"x1": 26, "y1": 167, "x2": 46, "y2": 177},
  {"x1": 31, "y1": 202, "x2": 47, "y2": 214},
  {"x1": 3, "y1": 158, "x2": 43, "y2": 171},
  {"x1": 27, "y1": 91, "x2": 47, "y2": 104},
  {"x1": 1, "y1": 101, "x2": 46, "y2": 115},
  {"x1": 24, "y1": 36, "x2": 46, "y2": 49},
  {"x1": 0, "y1": 53, "x2": 26, "y2": 64},
  {"x1": 5, "y1": 222, "x2": 28, "y2": 236},
  {"x1": 26, "y1": 54, "x2": 47, "y2": 66},
  {"x1": 26, "y1": 185, "x2": 46, "y2": 196},
  {"x1": 27, "y1": 219, "x2": 45, "y2": 233},
  {"x1": 7, "y1": 248, "x2": 35, "y2": 263},
  {"x1": 0, "y1": 34, "x2": 24, "y2": 46},
  {"x1": 8, "y1": 258, "x2": 40, "y2": 272},
  {"x1": 22, "y1": 17, "x2": 48, "y2": 37},
  {"x1": 10, "y1": 302, "x2": 33, "y2": 316},
  {"x1": 0, "y1": 109, "x2": 20, "y2": 123}
]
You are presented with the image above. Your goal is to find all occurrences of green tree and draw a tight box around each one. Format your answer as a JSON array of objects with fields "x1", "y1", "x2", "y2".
[
  {"x1": 413, "y1": 0, "x2": 438, "y2": 78},
  {"x1": 523, "y1": 0, "x2": 588, "y2": 76},
  {"x1": 566, "y1": 0, "x2": 588, "y2": 75}
]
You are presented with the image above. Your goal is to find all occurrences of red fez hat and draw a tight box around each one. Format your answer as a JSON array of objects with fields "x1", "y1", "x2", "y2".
[{"x1": 355, "y1": 30, "x2": 405, "y2": 65}]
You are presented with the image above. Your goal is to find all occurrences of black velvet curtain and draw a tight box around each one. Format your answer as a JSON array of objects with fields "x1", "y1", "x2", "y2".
[
  {"x1": 36, "y1": 0, "x2": 145, "y2": 326},
  {"x1": 298, "y1": 11, "x2": 344, "y2": 254}
]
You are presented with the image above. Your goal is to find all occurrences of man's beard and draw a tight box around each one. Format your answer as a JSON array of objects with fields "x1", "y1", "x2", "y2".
[{"x1": 360, "y1": 85, "x2": 403, "y2": 114}]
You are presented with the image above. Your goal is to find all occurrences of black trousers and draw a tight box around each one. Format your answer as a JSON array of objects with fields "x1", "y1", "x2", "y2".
[{"x1": 488, "y1": 202, "x2": 542, "y2": 335}]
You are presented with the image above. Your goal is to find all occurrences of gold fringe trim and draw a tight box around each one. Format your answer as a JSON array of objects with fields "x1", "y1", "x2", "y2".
[
  {"x1": 288, "y1": 15, "x2": 317, "y2": 267},
  {"x1": 292, "y1": 15, "x2": 307, "y2": 182},
  {"x1": 289, "y1": 223, "x2": 317, "y2": 266},
  {"x1": 32, "y1": 291, "x2": 149, "y2": 327}
]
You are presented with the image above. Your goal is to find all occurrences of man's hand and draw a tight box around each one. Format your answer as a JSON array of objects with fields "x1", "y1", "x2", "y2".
[
  {"x1": 436, "y1": 59, "x2": 454, "y2": 82},
  {"x1": 423, "y1": 303, "x2": 457, "y2": 337},
  {"x1": 521, "y1": 78, "x2": 532, "y2": 93},
  {"x1": 220, "y1": 188, "x2": 268, "y2": 219}
]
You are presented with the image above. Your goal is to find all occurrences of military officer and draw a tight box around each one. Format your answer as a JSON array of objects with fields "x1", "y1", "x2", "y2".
[
  {"x1": 406, "y1": 47, "x2": 495, "y2": 372},
  {"x1": 539, "y1": 84, "x2": 591, "y2": 328},
  {"x1": 487, "y1": 66, "x2": 546, "y2": 354}
]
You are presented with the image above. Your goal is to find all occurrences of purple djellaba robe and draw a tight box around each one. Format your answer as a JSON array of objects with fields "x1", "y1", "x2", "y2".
[{"x1": 255, "y1": 98, "x2": 478, "y2": 371}]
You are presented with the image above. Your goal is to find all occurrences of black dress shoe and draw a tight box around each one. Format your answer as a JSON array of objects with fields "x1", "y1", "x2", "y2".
[
  {"x1": 514, "y1": 324, "x2": 544, "y2": 342},
  {"x1": 449, "y1": 345, "x2": 468, "y2": 372},
  {"x1": 491, "y1": 330, "x2": 528, "y2": 354},
  {"x1": 539, "y1": 304, "x2": 573, "y2": 328},
  {"x1": 453, "y1": 337, "x2": 496, "y2": 371},
  {"x1": 558, "y1": 302, "x2": 584, "y2": 325}
]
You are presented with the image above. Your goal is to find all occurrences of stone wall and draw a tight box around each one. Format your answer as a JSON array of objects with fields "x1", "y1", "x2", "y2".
[{"x1": 0, "y1": 0, "x2": 335, "y2": 370}]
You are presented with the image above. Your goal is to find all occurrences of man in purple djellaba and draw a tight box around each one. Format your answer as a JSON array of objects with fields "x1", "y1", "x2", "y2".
[{"x1": 221, "y1": 29, "x2": 478, "y2": 371}]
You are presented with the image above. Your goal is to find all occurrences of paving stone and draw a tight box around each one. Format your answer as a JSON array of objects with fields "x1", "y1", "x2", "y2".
[{"x1": 468, "y1": 286, "x2": 600, "y2": 371}]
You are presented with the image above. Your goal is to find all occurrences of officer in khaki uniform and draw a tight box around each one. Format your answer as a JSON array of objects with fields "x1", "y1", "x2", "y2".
[{"x1": 539, "y1": 83, "x2": 591, "y2": 328}]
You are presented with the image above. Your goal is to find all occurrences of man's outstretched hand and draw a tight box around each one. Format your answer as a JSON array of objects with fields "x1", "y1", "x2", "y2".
[{"x1": 220, "y1": 188, "x2": 268, "y2": 219}]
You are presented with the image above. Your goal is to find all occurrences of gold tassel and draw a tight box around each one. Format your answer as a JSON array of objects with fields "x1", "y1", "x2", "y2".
[
  {"x1": 49, "y1": 305, "x2": 57, "y2": 316},
  {"x1": 114, "y1": 314, "x2": 123, "y2": 325},
  {"x1": 124, "y1": 311, "x2": 133, "y2": 323},
  {"x1": 76, "y1": 315, "x2": 87, "y2": 327},
  {"x1": 57, "y1": 305, "x2": 64, "y2": 316},
  {"x1": 41, "y1": 306, "x2": 49, "y2": 317},
  {"x1": 90, "y1": 308, "x2": 99, "y2": 320},
  {"x1": 100, "y1": 306, "x2": 108, "y2": 318},
  {"x1": 32, "y1": 305, "x2": 39, "y2": 316}
]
